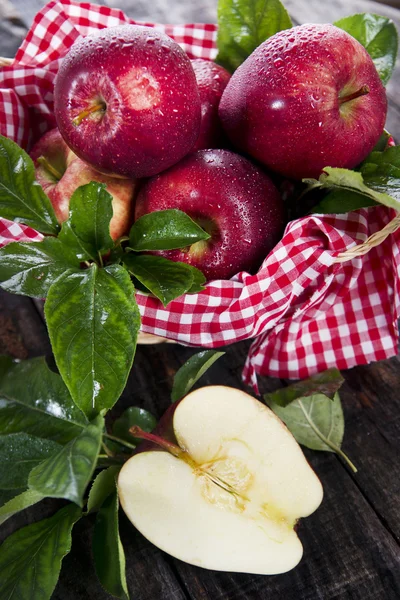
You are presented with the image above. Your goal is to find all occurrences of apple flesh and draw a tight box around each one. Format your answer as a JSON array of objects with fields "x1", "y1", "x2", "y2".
[
  {"x1": 219, "y1": 24, "x2": 387, "y2": 180},
  {"x1": 191, "y1": 59, "x2": 231, "y2": 150},
  {"x1": 54, "y1": 24, "x2": 201, "y2": 179},
  {"x1": 30, "y1": 128, "x2": 136, "y2": 240},
  {"x1": 118, "y1": 386, "x2": 323, "y2": 574},
  {"x1": 134, "y1": 149, "x2": 285, "y2": 281}
]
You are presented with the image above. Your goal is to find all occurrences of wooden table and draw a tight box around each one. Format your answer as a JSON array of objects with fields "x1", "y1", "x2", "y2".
[{"x1": 1, "y1": 0, "x2": 400, "y2": 598}]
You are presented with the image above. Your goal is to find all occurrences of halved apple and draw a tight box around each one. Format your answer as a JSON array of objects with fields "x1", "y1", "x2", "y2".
[{"x1": 118, "y1": 386, "x2": 323, "y2": 574}]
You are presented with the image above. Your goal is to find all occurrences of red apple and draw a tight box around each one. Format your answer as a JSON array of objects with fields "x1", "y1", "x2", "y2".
[
  {"x1": 118, "y1": 386, "x2": 323, "y2": 574},
  {"x1": 134, "y1": 149, "x2": 285, "y2": 281},
  {"x1": 30, "y1": 128, "x2": 136, "y2": 240},
  {"x1": 191, "y1": 59, "x2": 231, "y2": 150},
  {"x1": 219, "y1": 24, "x2": 387, "y2": 180},
  {"x1": 54, "y1": 24, "x2": 201, "y2": 179}
]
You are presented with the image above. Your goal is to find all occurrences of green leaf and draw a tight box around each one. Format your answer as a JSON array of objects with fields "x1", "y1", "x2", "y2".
[
  {"x1": 113, "y1": 406, "x2": 157, "y2": 445},
  {"x1": 0, "y1": 433, "x2": 60, "y2": 494},
  {"x1": 311, "y1": 136, "x2": 397, "y2": 214},
  {"x1": 304, "y1": 166, "x2": 400, "y2": 212},
  {"x1": 263, "y1": 368, "x2": 345, "y2": 408},
  {"x1": 370, "y1": 129, "x2": 392, "y2": 153},
  {"x1": 124, "y1": 254, "x2": 205, "y2": 306},
  {"x1": 312, "y1": 189, "x2": 376, "y2": 214},
  {"x1": 108, "y1": 243, "x2": 125, "y2": 265},
  {"x1": 0, "y1": 354, "x2": 13, "y2": 379},
  {"x1": 0, "y1": 503, "x2": 81, "y2": 600},
  {"x1": 44, "y1": 264, "x2": 140, "y2": 418},
  {"x1": 93, "y1": 490, "x2": 129, "y2": 600},
  {"x1": 185, "y1": 264, "x2": 207, "y2": 293},
  {"x1": 87, "y1": 465, "x2": 121, "y2": 513},
  {"x1": 0, "y1": 489, "x2": 44, "y2": 525},
  {"x1": 129, "y1": 209, "x2": 210, "y2": 251},
  {"x1": 265, "y1": 393, "x2": 357, "y2": 472},
  {"x1": 58, "y1": 182, "x2": 114, "y2": 261},
  {"x1": 0, "y1": 356, "x2": 88, "y2": 444},
  {"x1": 0, "y1": 237, "x2": 80, "y2": 297},
  {"x1": 171, "y1": 350, "x2": 226, "y2": 403},
  {"x1": 359, "y1": 145, "x2": 400, "y2": 199},
  {"x1": 335, "y1": 13, "x2": 398, "y2": 85},
  {"x1": 28, "y1": 415, "x2": 104, "y2": 506},
  {"x1": 0, "y1": 134, "x2": 59, "y2": 234},
  {"x1": 216, "y1": 0, "x2": 292, "y2": 72}
]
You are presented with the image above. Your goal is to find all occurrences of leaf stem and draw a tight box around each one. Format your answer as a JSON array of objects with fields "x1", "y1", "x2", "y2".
[
  {"x1": 297, "y1": 399, "x2": 358, "y2": 473},
  {"x1": 101, "y1": 441, "x2": 114, "y2": 457},
  {"x1": 103, "y1": 433, "x2": 136, "y2": 450}
]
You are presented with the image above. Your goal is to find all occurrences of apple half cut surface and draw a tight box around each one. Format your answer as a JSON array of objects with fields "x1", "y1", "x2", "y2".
[{"x1": 118, "y1": 386, "x2": 323, "y2": 574}]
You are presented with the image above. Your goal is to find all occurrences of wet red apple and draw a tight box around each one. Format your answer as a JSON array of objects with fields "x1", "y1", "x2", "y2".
[
  {"x1": 191, "y1": 59, "x2": 231, "y2": 150},
  {"x1": 30, "y1": 128, "x2": 136, "y2": 240},
  {"x1": 54, "y1": 24, "x2": 201, "y2": 179},
  {"x1": 134, "y1": 149, "x2": 285, "y2": 281},
  {"x1": 219, "y1": 24, "x2": 387, "y2": 180}
]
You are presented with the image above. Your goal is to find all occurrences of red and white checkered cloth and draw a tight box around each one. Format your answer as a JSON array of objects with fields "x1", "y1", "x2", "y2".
[{"x1": 1, "y1": 0, "x2": 399, "y2": 391}]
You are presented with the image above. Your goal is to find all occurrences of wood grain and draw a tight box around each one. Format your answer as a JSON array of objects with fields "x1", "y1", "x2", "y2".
[{"x1": 1, "y1": 0, "x2": 400, "y2": 598}]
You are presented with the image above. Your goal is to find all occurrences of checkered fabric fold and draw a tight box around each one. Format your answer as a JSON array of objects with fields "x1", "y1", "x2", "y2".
[{"x1": 1, "y1": 0, "x2": 398, "y2": 390}]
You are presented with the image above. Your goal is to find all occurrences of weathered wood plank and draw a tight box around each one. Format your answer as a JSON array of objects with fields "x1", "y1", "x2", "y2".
[
  {"x1": 0, "y1": 290, "x2": 51, "y2": 358},
  {"x1": 116, "y1": 341, "x2": 400, "y2": 600},
  {"x1": 172, "y1": 447, "x2": 400, "y2": 600},
  {"x1": 340, "y1": 358, "x2": 400, "y2": 541},
  {"x1": 1, "y1": 0, "x2": 400, "y2": 598}
]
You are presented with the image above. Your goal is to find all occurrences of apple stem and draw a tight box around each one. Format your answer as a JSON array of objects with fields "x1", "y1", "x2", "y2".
[
  {"x1": 131, "y1": 427, "x2": 250, "y2": 499},
  {"x1": 339, "y1": 85, "x2": 369, "y2": 106},
  {"x1": 73, "y1": 102, "x2": 106, "y2": 126},
  {"x1": 130, "y1": 426, "x2": 192, "y2": 462},
  {"x1": 36, "y1": 156, "x2": 63, "y2": 181}
]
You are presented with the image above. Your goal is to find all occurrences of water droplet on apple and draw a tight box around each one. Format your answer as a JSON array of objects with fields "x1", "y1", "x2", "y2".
[
  {"x1": 273, "y1": 58, "x2": 285, "y2": 69},
  {"x1": 146, "y1": 37, "x2": 156, "y2": 44}
]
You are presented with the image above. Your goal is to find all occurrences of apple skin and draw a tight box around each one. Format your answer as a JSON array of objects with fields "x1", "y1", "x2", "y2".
[
  {"x1": 191, "y1": 59, "x2": 231, "y2": 150},
  {"x1": 118, "y1": 386, "x2": 324, "y2": 575},
  {"x1": 219, "y1": 24, "x2": 387, "y2": 180},
  {"x1": 134, "y1": 149, "x2": 285, "y2": 281},
  {"x1": 30, "y1": 128, "x2": 136, "y2": 241},
  {"x1": 54, "y1": 24, "x2": 201, "y2": 179}
]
